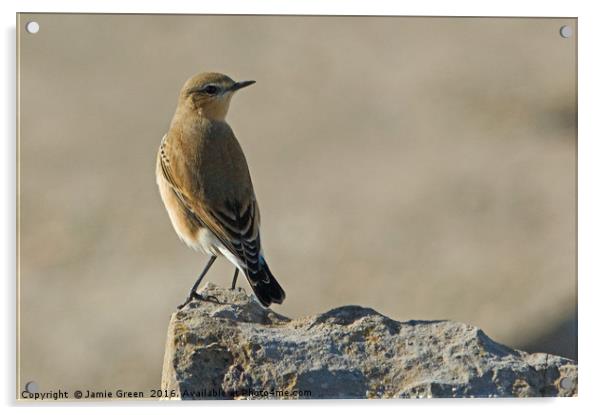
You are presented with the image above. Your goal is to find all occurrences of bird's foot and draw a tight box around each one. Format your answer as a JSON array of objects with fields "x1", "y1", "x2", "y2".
[{"x1": 177, "y1": 292, "x2": 220, "y2": 309}]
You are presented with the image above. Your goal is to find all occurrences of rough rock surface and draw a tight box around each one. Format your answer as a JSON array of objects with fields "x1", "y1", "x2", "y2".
[{"x1": 161, "y1": 283, "x2": 577, "y2": 399}]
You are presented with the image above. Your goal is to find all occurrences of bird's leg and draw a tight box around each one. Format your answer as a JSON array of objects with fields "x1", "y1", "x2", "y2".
[
  {"x1": 178, "y1": 255, "x2": 217, "y2": 309},
  {"x1": 231, "y1": 268, "x2": 239, "y2": 290}
]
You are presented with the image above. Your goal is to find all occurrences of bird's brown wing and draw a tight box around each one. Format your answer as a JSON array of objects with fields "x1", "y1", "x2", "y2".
[
  {"x1": 207, "y1": 197, "x2": 264, "y2": 281},
  {"x1": 158, "y1": 133, "x2": 265, "y2": 282}
]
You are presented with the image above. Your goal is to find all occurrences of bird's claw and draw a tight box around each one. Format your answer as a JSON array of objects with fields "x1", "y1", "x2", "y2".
[
  {"x1": 177, "y1": 292, "x2": 221, "y2": 309},
  {"x1": 203, "y1": 295, "x2": 220, "y2": 303}
]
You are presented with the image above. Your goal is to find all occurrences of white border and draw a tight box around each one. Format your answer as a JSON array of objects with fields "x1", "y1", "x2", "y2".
[
  {"x1": 0, "y1": 0, "x2": 590, "y2": 16},
  {"x1": 3, "y1": 1, "x2": 601, "y2": 414}
]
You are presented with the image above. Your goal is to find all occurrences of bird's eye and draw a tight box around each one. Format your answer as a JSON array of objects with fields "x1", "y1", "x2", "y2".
[{"x1": 203, "y1": 85, "x2": 219, "y2": 95}]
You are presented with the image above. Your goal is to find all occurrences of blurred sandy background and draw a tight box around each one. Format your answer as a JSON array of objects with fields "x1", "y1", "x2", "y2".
[{"x1": 18, "y1": 15, "x2": 576, "y2": 393}]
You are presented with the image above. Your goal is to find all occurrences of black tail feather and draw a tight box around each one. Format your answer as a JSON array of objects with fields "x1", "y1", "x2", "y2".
[{"x1": 246, "y1": 260, "x2": 285, "y2": 307}]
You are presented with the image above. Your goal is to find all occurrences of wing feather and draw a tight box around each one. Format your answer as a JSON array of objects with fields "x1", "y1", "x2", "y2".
[{"x1": 158, "y1": 134, "x2": 263, "y2": 280}]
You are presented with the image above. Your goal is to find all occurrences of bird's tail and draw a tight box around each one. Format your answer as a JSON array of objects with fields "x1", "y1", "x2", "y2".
[{"x1": 246, "y1": 257, "x2": 285, "y2": 307}]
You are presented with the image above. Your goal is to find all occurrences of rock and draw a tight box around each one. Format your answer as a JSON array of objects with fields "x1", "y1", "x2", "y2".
[{"x1": 161, "y1": 283, "x2": 577, "y2": 399}]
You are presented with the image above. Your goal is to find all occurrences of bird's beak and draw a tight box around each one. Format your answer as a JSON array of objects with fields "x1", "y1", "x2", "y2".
[{"x1": 229, "y1": 80, "x2": 256, "y2": 92}]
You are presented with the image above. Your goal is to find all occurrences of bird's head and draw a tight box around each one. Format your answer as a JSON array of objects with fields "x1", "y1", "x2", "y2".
[{"x1": 178, "y1": 72, "x2": 255, "y2": 120}]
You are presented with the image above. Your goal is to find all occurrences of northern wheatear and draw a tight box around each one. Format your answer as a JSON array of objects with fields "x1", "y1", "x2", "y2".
[{"x1": 156, "y1": 72, "x2": 285, "y2": 309}]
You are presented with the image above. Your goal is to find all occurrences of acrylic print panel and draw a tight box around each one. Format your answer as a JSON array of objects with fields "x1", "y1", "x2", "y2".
[{"x1": 17, "y1": 14, "x2": 577, "y2": 400}]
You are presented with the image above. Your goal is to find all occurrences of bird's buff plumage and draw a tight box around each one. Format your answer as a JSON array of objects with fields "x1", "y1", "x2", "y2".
[{"x1": 156, "y1": 72, "x2": 285, "y2": 308}]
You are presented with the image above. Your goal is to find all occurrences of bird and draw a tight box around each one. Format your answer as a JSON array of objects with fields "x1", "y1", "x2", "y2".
[{"x1": 156, "y1": 72, "x2": 286, "y2": 309}]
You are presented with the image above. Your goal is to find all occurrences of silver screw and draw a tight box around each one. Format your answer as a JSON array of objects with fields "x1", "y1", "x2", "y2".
[
  {"x1": 559, "y1": 377, "x2": 574, "y2": 389},
  {"x1": 559, "y1": 25, "x2": 573, "y2": 39},
  {"x1": 25, "y1": 21, "x2": 40, "y2": 34},
  {"x1": 25, "y1": 381, "x2": 38, "y2": 393}
]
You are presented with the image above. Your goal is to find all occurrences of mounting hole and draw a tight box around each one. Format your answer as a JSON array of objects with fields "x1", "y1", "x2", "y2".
[
  {"x1": 25, "y1": 21, "x2": 40, "y2": 34},
  {"x1": 559, "y1": 25, "x2": 573, "y2": 38},
  {"x1": 25, "y1": 381, "x2": 38, "y2": 393},
  {"x1": 559, "y1": 377, "x2": 574, "y2": 389}
]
